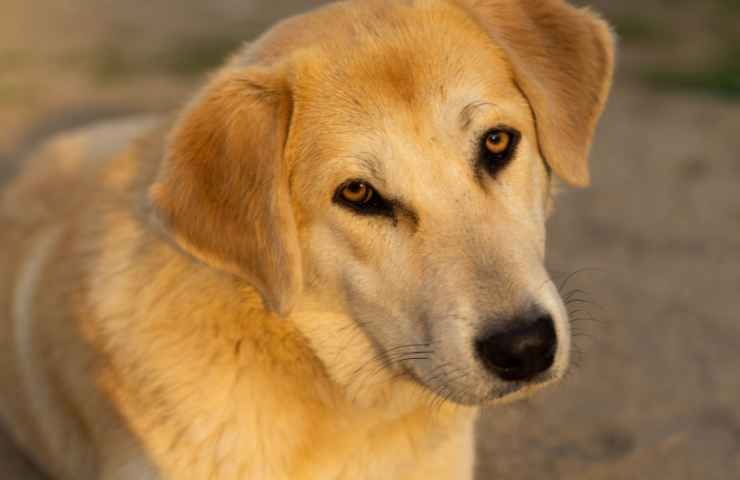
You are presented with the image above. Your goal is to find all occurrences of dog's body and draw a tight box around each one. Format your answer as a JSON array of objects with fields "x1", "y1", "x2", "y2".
[{"x1": 0, "y1": 1, "x2": 614, "y2": 478}]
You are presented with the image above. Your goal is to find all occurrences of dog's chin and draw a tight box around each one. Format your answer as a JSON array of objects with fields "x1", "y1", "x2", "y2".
[{"x1": 409, "y1": 367, "x2": 566, "y2": 408}]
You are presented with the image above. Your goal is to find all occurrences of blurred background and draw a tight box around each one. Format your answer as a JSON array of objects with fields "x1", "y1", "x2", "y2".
[{"x1": 1, "y1": 0, "x2": 738, "y2": 478}]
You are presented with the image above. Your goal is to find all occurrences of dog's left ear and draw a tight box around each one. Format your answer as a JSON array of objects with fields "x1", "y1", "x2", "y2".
[
  {"x1": 459, "y1": 0, "x2": 616, "y2": 187},
  {"x1": 149, "y1": 66, "x2": 301, "y2": 316}
]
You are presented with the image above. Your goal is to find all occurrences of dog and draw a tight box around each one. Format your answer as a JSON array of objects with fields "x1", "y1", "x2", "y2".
[{"x1": 0, "y1": 0, "x2": 614, "y2": 478}]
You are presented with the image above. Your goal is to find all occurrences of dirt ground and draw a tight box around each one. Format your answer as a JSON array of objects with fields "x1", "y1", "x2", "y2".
[{"x1": 1, "y1": 1, "x2": 739, "y2": 479}]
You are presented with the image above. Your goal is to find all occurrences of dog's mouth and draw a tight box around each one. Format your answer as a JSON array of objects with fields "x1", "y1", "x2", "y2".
[
  {"x1": 484, "y1": 370, "x2": 560, "y2": 402},
  {"x1": 396, "y1": 355, "x2": 564, "y2": 407}
]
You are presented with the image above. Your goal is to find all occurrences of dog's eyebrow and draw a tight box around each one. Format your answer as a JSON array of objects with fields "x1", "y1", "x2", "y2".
[
  {"x1": 460, "y1": 101, "x2": 496, "y2": 130},
  {"x1": 354, "y1": 152, "x2": 386, "y2": 185}
]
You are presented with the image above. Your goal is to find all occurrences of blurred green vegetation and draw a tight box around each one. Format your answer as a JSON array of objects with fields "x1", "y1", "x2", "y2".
[
  {"x1": 92, "y1": 44, "x2": 138, "y2": 84},
  {"x1": 78, "y1": 2, "x2": 740, "y2": 100},
  {"x1": 609, "y1": 1, "x2": 740, "y2": 100},
  {"x1": 718, "y1": 0, "x2": 740, "y2": 12},
  {"x1": 163, "y1": 35, "x2": 245, "y2": 76},
  {"x1": 611, "y1": 14, "x2": 669, "y2": 44},
  {"x1": 645, "y1": 45, "x2": 740, "y2": 100},
  {"x1": 90, "y1": 24, "x2": 264, "y2": 84}
]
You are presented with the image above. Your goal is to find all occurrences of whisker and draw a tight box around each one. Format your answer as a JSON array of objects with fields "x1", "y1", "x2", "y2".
[
  {"x1": 555, "y1": 267, "x2": 606, "y2": 292},
  {"x1": 565, "y1": 299, "x2": 605, "y2": 311},
  {"x1": 563, "y1": 289, "x2": 589, "y2": 301}
]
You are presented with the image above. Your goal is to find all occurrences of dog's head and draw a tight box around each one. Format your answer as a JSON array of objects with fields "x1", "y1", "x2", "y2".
[{"x1": 150, "y1": 0, "x2": 614, "y2": 406}]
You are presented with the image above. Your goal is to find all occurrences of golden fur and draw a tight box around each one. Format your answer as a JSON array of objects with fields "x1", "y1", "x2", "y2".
[{"x1": 0, "y1": 1, "x2": 614, "y2": 478}]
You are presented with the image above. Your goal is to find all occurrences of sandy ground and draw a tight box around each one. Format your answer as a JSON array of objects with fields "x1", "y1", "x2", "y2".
[{"x1": 1, "y1": 1, "x2": 739, "y2": 478}]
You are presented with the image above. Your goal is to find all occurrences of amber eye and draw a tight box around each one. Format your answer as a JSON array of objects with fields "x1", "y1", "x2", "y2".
[
  {"x1": 340, "y1": 181, "x2": 374, "y2": 205},
  {"x1": 485, "y1": 130, "x2": 512, "y2": 155},
  {"x1": 334, "y1": 180, "x2": 394, "y2": 218},
  {"x1": 481, "y1": 128, "x2": 519, "y2": 175}
]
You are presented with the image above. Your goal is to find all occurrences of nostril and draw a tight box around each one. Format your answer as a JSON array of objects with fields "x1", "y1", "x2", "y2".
[{"x1": 475, "y1": 314, "x2": 557, "y2": 381}]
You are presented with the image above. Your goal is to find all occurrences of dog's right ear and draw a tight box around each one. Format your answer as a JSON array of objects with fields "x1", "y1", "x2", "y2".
[{"x1": 149, "y1": 66, "x2": 302, "y2": 316}]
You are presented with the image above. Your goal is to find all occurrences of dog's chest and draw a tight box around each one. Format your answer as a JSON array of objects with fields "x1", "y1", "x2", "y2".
[
  {"x1": 284, "y1": 408, "x2": 477, "y2": 480},
  {"x1": 129, "y1": 402, "x2": 475, "y2": 480}
]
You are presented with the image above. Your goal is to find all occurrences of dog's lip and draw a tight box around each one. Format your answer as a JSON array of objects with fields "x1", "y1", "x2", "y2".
[
  {"x1": 484, "y1": 369, "x2": 560, "y2": 401},
  {"x1": 487, "y1": 383, "x2": 522, "y2": 401},
  {"x1": 399, "y1": 360, "x2": 560, "y2": 406}
]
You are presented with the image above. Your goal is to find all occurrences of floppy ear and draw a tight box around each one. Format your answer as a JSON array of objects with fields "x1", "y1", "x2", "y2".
[
  {"x1": 459, "y1": 0, "x2": 616, "y2": 186},
  {"x1": 149, "y1": 66, "x2": 301, "y2": 315}
]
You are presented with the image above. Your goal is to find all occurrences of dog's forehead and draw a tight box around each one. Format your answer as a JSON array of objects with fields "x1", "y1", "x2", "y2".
[
  {"x1": 288, "y1": 2, "x2": 523, "y2": 169},
  {"x1": 294, "y1": 2, "x2": 514, "y2": 111}
]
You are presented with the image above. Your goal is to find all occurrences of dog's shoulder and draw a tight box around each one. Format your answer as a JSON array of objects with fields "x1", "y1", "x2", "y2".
[{"x1": 1, "y1": 114, "x2": 165, "y2": 225}]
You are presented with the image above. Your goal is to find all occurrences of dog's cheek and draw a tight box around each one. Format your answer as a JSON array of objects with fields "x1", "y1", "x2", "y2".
[{"x1": 300, "y1": 221, "x2": 380, "y2": 305}]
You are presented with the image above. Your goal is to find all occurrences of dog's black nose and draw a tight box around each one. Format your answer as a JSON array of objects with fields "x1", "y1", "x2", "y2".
[{"x1": 475, "y1": 313, "x2": 557, "y2": 381}]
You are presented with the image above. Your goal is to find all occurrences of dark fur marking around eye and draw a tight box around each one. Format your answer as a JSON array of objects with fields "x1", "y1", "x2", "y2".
[
  {"x1": 392, "y1": 202, "x2": 420, "y2": 229},
  {"x1": 474, "y1": 126, "x2": 520, "y2": 186},
  {"x1": 333, "y1": 180, "x2": 419, "y2": 229}
]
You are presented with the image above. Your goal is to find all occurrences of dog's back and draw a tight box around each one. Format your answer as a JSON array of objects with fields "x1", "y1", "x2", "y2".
[{"x1": 0, "y1": 116, "x2": 161, "y2": 477}]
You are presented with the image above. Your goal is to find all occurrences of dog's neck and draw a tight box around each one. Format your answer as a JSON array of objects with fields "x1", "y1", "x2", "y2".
[{"x1": 87, "y1": 228, "x2": 476, "y2": 478}]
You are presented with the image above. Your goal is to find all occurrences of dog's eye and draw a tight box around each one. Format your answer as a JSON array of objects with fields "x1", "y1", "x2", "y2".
[
  {"x1": 341, "y1": 181, "x2": 373, "y2": 204},
  {"x1": 334, "y1": 180, "x2": 394, "y2": 218},
  {"x1": 485, "y1": 130, "x2": 512, "y2": 155},
  {"x1": 481, "y1": 128, "x2": 520, "y2": 175}
]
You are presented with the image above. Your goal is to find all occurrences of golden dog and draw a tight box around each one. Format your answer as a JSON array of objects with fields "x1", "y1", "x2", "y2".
[{"x1": 0, "y1": 0, "x2": 614, "y2": 478}]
